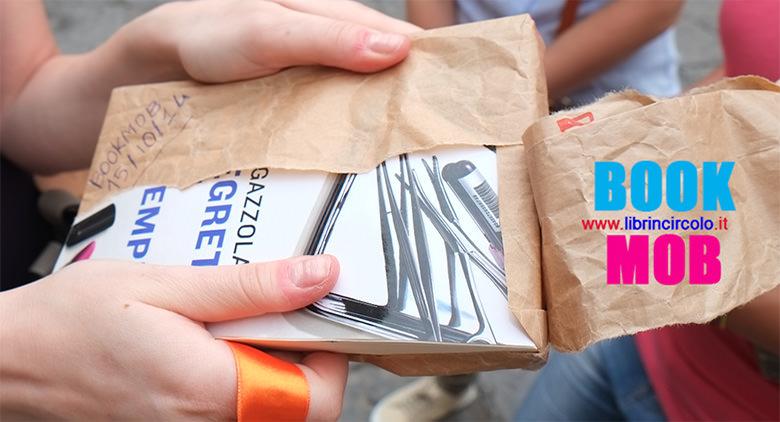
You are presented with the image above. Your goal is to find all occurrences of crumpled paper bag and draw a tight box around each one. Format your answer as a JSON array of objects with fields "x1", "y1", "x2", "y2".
[
  {"x1": 524, "y1": 76, "x2": 780, "y2": 351},
  {"x1": 78, "y1": 14, "x2": 549, "y2": 375},
  {"x1": 82, "y1": 14, "x2": 546, "y2": 210}
]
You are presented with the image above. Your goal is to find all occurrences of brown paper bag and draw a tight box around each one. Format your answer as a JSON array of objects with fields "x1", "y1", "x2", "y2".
[
  {"x1": 82, "y1": 15, "x2": 546, "y2": 211},
  {"x1": 524, "y1": 76, "x2": 780, "y2": 351},
  {"x1": 77, "y1": 15, "x2": 549, "y2": 375},
  {"x1": 74, "y1": 2, "x2": 779, "y2": 372}
]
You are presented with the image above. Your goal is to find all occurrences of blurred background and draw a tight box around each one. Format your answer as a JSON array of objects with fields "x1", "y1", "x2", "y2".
[{"x1": 41, "y1": 1, "x2": 722, "y2": 420}]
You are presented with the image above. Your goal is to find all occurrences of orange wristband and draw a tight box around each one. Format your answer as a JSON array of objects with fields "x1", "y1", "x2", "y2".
[{"x1": 226, "y1": 341, "x2": 310, "y2": 422}]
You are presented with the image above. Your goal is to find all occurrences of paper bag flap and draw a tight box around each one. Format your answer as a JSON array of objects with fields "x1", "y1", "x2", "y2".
[
  {"x1": 498, "y1": 145, "x2": 546, "y2": 350},
  {"x1": 81, "y1": 15, "x2": 546, "y2": 213},
  {"x1": 524, "y1": 76, "x2": 780, "y2": 351}
]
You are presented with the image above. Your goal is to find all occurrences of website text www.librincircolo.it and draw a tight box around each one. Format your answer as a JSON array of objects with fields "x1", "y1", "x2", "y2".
[{"x1": 581, "y1": 215, "x2": 729, "y2": 232}]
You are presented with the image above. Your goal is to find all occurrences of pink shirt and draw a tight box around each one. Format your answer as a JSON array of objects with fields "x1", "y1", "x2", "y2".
[
  {"x1": 636, "y1": 326, "x2": 779, "y2": 420},
  {"x1": 636, "y1": 2, "x2": 779, "y2": 419},
  {"x1": 720, "y1": 0, "x2": 780, "y2": 80}
]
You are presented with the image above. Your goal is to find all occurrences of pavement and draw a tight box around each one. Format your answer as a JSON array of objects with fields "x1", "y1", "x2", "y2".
[{"x1": 43, "y1": 1, "x2": 723, "y2": 420}]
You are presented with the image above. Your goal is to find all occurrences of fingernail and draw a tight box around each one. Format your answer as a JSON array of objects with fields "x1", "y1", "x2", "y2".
[
  {"x1": 291, "y1": 255, "x2": 333, "y2": 288},
  {"x1": 368, "y1": 32, "x2": 406, "y2": 54}
]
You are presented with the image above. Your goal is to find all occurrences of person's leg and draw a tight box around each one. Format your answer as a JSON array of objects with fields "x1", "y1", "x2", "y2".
[
  {"x1": 436, "y1": 373, "x2": 478, "y2": 395},
  {"x1": 516, "y1": 342, "x2": 623, "y2": 421},
  {"x1": 370, "y1": 374, "x2": 479, "y2": 421},
  {"x1": 516, "y1": 336, "x2": 665, "y2": 421},
  {"x1": 602, "y1": 336, "x2": 666, "y2": 421}
]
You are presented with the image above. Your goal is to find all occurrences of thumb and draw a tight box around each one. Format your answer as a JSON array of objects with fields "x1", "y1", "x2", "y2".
[
  {"x1": 266, "y1": 9, "x2": 412, "y2": 73},
  {"x1": 134, "y1": 255, "x2": 339, "y2": 322}
]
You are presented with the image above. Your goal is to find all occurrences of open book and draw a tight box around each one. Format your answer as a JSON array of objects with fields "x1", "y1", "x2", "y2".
[{"x1": 55, "y1": 146, "x2": 535, "y2": 354}]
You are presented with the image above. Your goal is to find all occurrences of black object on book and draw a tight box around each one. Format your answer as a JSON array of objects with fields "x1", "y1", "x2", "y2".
[{"x1": 65, "y1": 204, "x2": 116, "y2": 246}]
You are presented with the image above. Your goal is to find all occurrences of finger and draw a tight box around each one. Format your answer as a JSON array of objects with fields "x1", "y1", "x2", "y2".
[
  {"x1": 298, "y1": 353, "x2": 349, "y2": 421},
  {"x1": 257, "y1": 8, "x2": 412, "y2": 73},
  {"x1": 135, "y1": 255, "x2": 340, "y2": 322},
  {"x1": 272, "y1": 0, "x2": 421, "y2": 34}
]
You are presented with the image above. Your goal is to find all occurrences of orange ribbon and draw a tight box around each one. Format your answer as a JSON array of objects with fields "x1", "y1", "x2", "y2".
[{"x1": 226, "y1": 342, "x2": 310, "y2": 422}]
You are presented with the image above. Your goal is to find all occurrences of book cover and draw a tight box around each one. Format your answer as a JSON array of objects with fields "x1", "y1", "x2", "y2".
[{"x1": 55, "y1": 145, "x2": 535, "y2": 354}]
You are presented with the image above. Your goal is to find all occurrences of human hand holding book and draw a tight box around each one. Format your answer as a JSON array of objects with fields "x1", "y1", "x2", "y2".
[
  {"x1": 54, "y1": 146, "x2": 536, "y2": 355},
  {"x1": 0, "y1": 255, "x2": 345, "y2": 420}
]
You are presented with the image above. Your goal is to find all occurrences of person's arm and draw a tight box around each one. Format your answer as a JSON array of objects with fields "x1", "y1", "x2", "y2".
[
  {"x1": 406, "y1": 0, "x2": 456, "y2": 29},
  {"x1": 0, "y1": 0, "x2": 418, "y2": 175},
  {"x1": 724, "y1": 286, "x2": 779, "y2": 354},
  {"x1": 545, "y1": 0, "x2": 683, "y2": 102}
]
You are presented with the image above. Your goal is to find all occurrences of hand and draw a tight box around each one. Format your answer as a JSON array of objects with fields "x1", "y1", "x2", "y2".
[
  {"x1": 118, "y1": 0, "x2": 420, "y2": 82},
  {"x1": 2, "y1": 0, "x2": 419, "y2": 174},
  {"x1": 0, "y1": 255, "x2": 346, "y2": 420}
]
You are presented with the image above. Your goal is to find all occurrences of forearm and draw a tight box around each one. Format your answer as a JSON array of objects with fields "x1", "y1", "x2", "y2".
[
  {"x1": 1, "y1": 12, "x2": 184, "y2": 174},
  {"x1": 545, "y1": 0, "x2": 683, "y2": 102},
  {"x1": 406, "y1": 0, "x2": 456, "y2": 29},
  {"x1": 3, "y1": 54, "x2": 135, "y2": 173}
]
